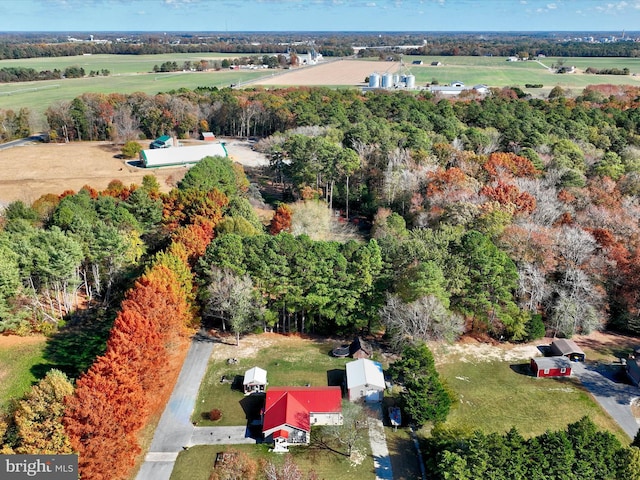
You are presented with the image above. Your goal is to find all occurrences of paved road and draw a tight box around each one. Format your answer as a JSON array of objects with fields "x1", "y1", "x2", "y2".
[
  {"x1": 368, "y1": 404, "x2": 394, "y2": 480},
  {"x1": 136, "y1": 332, "x2": 216, "y2": 480},
  {"x1": 0, "y1": 134, "x2": 45, "y2": 151},
  {"x1": 572, "y1": 361, "x2": 640, "y2": 439}
]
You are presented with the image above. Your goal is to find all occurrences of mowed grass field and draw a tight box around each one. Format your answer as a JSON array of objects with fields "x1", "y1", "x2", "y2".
[
  {"x1": 3, "y1": 54, "x2": 640, "y2": 125},
  {"x1": 0, "y1": 335, "x2": 49, "y2": 410},
  {"x1": 170, "y1": 443, "x2": 375, "y2": 480},
  {"x1": 403, "y1": 55, "x2": 640, "y2": 94},
  {"x1": 435, "y1": 355, "x2": 630, "y2": 443},
  {"x1": 0, "y1": 53, "x2": 275, "y2": 125}
]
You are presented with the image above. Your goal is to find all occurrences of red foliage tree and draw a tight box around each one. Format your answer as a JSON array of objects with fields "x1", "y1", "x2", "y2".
[
  {"x1": 269, "y1": 204, "x2": 293, "y2": 234},
  {"x1": 64, "y1": 262, "x2": 194, "y2": 480},
  {"x1": 171, "y1": 217, "x2": 217, "y2": 266},
  {"x1": 480, "y1": 181, "x2": 536, "y2": 215},
  {"x1": 483, "y1": 152, "x2": 540, "y2": 179}
]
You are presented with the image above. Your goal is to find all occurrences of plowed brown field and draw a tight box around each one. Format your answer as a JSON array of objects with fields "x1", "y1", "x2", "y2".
[{"x1": 251, "y1": 59, "x2": 393, "y2": 86}]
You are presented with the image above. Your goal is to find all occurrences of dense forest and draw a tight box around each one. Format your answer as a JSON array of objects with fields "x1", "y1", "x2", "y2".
[
  {"x1": 5, "y1": 82, "x2": 640, "y2": 341},
  {"x1": 5, "y1": 66, "x2": 640, "y2": 476}
]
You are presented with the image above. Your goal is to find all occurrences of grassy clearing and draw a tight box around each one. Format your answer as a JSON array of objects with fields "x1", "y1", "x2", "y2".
[
  {"x1": 0, "y1": 336, "x2": 49, "y2": 410},
  {"x1": 436, "y1": 355, "x2": 629, "y2": 442},
  {"x1": 170, "y1": 443, "x2": 375, "y2": 480},
  {"x1": 192, "y1": 335, "x2": 350, "y2": 426}
]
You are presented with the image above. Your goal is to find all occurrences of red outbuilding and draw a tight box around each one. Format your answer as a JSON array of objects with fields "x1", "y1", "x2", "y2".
[{"x1": 530, "y1": 356, "x2": 572, "y2": 378}]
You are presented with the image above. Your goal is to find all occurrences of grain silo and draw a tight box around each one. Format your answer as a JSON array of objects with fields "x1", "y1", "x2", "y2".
[
  {"x1": 369, "y1": 72, "x2": 381, "y2": 88},
  {"x1": 382, "y1": 72, "x2": 394, "y2": 88},
  {"x1": 405, "y1": 74, "x2": 416, "y2": 89}
]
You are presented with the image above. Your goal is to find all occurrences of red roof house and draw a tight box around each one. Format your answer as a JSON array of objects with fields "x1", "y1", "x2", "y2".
[
  {"x1": 262, "y1": 386, "x2": 343, "y2": 452},
  {"x1": 530, "y1": 356, "x2": 572, "y2": 378}
]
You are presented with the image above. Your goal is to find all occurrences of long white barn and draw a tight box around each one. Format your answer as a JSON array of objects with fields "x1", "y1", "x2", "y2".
[{"x1": 140, "y1": 142, "x2": 228, "y2": 168}]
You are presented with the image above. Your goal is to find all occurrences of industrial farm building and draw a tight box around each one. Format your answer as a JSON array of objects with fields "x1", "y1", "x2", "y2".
[{"x1": 139, "y1": 142, "x2": 228, "y2": 168}]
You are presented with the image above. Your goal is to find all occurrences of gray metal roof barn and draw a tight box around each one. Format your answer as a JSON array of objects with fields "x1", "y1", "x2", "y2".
[{"x1": 140, "y1": 143, "x2": 227, "y2": 168}]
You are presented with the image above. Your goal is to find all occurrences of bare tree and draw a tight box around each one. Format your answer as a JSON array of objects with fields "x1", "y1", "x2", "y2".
[
  {"x1": 314, "y1": 401, "x2": 368, "y2": 460},
  {"x1": 379, "y1": 294, "x2": 464, "y2": 350},
  {"x1": 204, "y1": 267, "x2": 257, "y2": 345},
  {"x1": 111, "y1": 105, "x2": 140, "y2": 144},
  {"x1": 517, "y1": 263, "x2": 551, "y2": 312},
  {"x1": 556, "y1": 226, "x2": 596, "y2": 268}
]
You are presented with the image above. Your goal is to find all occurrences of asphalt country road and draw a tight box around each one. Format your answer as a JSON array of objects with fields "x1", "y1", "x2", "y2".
[
  {"x1": 136, "y1": 332, "x2": 216, "y2": 480},
  {"x1": 572, "y1": 361, "x2": 640, "y2": 439}
]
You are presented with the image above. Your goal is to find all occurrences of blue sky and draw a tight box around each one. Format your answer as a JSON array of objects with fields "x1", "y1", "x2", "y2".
[{"x1": 1, "y1": 0, "x2": 640, "y2": 32}]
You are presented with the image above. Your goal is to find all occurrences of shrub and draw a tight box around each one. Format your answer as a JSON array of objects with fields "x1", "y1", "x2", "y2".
[
  {"x1": 122, "y1": 141, "x2": 143, "y2": 159},
  {"x1": 209, "y1": 409, "x2": 222, "y2": 421}
]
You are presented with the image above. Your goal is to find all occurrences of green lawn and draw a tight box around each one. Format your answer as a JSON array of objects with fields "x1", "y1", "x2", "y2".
[
  {"x1": 193, "y1": 337, "x2": 350, "y2": 426},
  {"x1": 0, "y1": 336, "x2": 49, "y2": 410},
  {"x1": 170, "y1": 443, "x2": 375, "y2": 480},
  {"x1": 436, "y1": 356, "x2": 629, "y2": 442}
]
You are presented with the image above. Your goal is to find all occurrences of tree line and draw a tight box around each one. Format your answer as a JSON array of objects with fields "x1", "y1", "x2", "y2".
[
  {"x1": 2, "y1": 31, "x2": 640, "y2": 61},
  {"x1": 423, "y1": 416, "x2": 640, "y2": 480}
]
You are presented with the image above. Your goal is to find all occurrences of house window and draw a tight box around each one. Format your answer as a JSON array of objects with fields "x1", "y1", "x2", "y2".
[
  {"x1": 560, "y1": 368, "x2": 566, "y2": 373},
  {"x1": 544, "y1": 369, "x2": 549, "y2": 374}
]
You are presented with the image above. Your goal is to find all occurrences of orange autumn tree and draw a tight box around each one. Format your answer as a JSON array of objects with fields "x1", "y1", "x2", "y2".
[
  {"x1": 162, "y1": 188, "x2": 228, "y2": 233},
  {"x1": 64, "y1": 263, "x2": 194, "y2": 480},
  {"x1": 480, "y1": 181, "x2": 536, "y2": 215},
  {"x1": 483, "y1": 152, "x2": 541, "y2": 179},
  {"x1": 172, "y1": 216, "x2": 218, "y2": 266},
  {"x1": 269, "y1": 204, "x2": 293, "y2": 234},
  {"x1": 64, "y1": 352, "x2": 145, "y2": 480}
]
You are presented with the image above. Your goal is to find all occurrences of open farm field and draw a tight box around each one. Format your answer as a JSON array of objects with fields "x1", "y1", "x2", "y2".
[
  {"x1": 252, "y1": 56, "x2": 640, "y2": 96},
  {"x1": 3, "y1": 55, "x2": 640, "y2": 126},
  {"x1": 0, "y1": 53, "x2": 273, "y2": 125},
  {"x1": 0, "y1": 53, "x2": 243, "y2": 76}
]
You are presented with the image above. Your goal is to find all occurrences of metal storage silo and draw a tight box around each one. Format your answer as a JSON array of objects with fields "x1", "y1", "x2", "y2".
[
  {"x1": 382, "y1": 72, "x2": 394, "y2": 88},
  {"x1": 405, "y1": 74, "x2": 416, "y2": 89},
  {"x1": 393, "y1": 74, "x2": 400, "y2": 85},
  {"x1": 369, "y1": 72, "x2": 380, "y2": 88}
]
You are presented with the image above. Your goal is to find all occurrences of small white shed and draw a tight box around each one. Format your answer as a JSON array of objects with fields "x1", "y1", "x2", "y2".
[
  {"x1": 346, "y1": 358, "x2": 385, "y2": 403},
  {"x1": 243, "y1": 366, "x2": 267, "y2": 395}
]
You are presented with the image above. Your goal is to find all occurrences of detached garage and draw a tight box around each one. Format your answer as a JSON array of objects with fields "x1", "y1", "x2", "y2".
[
  {"x1": 531, "y1": 356, "x2": 572, "y2": 378},
  {"x1": 346, "y1": 358, "x2": 385, "y2": 403},
  {"x1": 550, "y1": 339, "x2": 585, "y2": 362}
]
